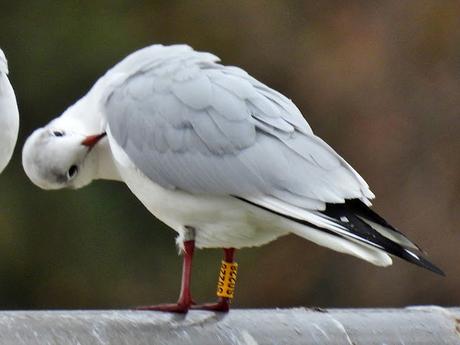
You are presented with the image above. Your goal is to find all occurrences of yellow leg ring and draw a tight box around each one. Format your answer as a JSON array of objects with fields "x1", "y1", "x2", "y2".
[{"x1": 216, "y1": 260, "x2": 238, "y2": 299}]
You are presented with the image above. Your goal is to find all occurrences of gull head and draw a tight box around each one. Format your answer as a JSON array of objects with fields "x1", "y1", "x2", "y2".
[{"x1": 22, "y1": 125, "x2": 106, "y2": 190}]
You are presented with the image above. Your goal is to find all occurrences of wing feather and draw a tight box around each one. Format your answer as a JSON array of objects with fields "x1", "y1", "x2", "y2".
[
  {"x1": 210, "y1": 82, "x2": 250, "y2": 121},
  {"x1": 104, "y1": 45, "x2": 373, "y2": 210},
  {"x1": 171, "y1": 75, "x2": 213, "y2": 109}
]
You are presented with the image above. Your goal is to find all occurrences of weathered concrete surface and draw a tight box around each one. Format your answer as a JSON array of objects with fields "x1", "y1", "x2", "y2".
[{"x1": 0, "y1": 306, "x2": 458, "y2": 345}]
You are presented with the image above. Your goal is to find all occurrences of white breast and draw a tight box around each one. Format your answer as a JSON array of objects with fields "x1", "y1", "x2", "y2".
[
  {"x1": 0, "y1": 73, "x2": 19, "y2": 173},
  {"x1": 106, "y1": 130, "x2": 289, "y2": 249}
]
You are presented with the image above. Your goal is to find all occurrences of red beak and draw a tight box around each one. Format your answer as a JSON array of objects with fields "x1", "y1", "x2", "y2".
[{"x1": 81, "y1": 132, "x2": 107, "y2": 148}]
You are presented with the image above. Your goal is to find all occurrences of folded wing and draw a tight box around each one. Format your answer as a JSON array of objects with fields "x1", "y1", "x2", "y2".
[{"x1": 103, "y1": 45, "x2": 442, "y2": 274}]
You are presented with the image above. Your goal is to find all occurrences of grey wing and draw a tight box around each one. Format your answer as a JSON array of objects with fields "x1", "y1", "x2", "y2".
[{"x1": 105, "y1": 54, "x2": 374, "y2": 211}]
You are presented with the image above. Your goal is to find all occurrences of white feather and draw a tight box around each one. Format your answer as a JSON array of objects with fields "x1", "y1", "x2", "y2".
[{"x1": 0, "y1": 49, "x2": 19, "y2": 173}]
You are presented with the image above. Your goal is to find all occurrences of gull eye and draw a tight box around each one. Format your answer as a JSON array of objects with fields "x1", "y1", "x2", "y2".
[
  {"x1": 52, "y1": 130, "x2": 65, "y2": 137},
  {"x1": 67, "y1": 165, "x2": 78, "y2": 179}
]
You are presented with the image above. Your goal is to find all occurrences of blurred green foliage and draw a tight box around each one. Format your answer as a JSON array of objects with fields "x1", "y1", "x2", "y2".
[{"x1": 0, "y1": 0, "x2": 459, "y2": 309}]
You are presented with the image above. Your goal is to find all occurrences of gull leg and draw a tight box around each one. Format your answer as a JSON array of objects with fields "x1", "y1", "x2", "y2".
[
  {"x1": 137, "y1": 227, "x2": 195, "y2": 313},
  {"x1": 192, "y1": 248, "x2": 236, "y2": 312}
]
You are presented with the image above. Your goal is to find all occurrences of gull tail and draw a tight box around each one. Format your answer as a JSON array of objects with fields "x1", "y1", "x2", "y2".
[
  {"x1": 237, "y1": 197, "x2": 444, "y2": 276},
  {"x1": 322, "y1": 200, "x2": 444, "y2": 276}
]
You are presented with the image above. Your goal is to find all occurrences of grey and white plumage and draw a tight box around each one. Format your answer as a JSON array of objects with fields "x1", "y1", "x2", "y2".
[
  {"x1": 22, "y1": 44, "x2": 442, "y2": 275},
  {"x1": 0, "y1": 48, "x2": 19, "y2": 173}
]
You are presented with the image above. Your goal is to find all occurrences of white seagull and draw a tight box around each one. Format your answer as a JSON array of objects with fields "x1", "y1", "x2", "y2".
[
  {"x1": 0, "y1": 48, "x2": 19, "y2": 173},
  {"x1": 22, "y1": 44, "x2": 443, "y2": 312}
]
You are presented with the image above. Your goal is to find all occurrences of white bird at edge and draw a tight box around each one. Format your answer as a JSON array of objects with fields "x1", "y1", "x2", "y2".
[
  {"x1": 22, "y1": 44, "x2": 443, "y2": 313},
  {"x1": 0, "y1": 48, "x2": 19, "y2": 173}
]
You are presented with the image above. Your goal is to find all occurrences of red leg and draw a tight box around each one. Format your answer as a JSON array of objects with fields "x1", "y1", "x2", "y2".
[
  {"x1": 137, "y1": 239, "x2": 195, "y2": 313},
  {"x1": 192, "y1": 248, "x2": 236, "y2": 312}
]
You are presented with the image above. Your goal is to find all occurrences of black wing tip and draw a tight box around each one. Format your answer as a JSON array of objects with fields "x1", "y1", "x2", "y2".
[
  {"x1": 416, "y1": 261, "x2": 445, "y2": 276},
  {"x1": 432, "y1": 266, "x2": 446, "y2": 277},
  {"x1": 324, "y1": 200, "x2": 445, "y2": 276},
  {"x1": 344, "y1": 199, "x2": 426, "y2": 251},
  {"x1": 407, "y1": 253, "x2": 445, "y2": 277},
  {"x1": 236, "y1": 196, "x2": 446, "y2": 276},
  {"x1": 399, "y1": 247, "x2": 445, "y2": 276},
  {"x1": 323, "y1": 199, "x2": 446, "y2": 277}
]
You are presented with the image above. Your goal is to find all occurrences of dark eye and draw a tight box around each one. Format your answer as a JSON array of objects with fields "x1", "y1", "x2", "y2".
[
  {"x1": 52, "y1": 130, "x2": 65, "y2": 137},
  {"x1": 67, "y1": 165, "x2": 78, "y2": 179}
]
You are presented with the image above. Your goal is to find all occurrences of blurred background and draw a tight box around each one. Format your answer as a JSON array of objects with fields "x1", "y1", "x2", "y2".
[{"x1": 0, "y1": 0, "x2": 458, "y2": 309}]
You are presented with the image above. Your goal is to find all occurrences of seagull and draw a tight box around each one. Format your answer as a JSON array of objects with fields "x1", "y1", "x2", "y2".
[
  {"x1": 22, "y1": 44, "x2": 443, "y2": 313},
  {"x1": 0, "y1": 48, "x2": 19, "y2": 173}
]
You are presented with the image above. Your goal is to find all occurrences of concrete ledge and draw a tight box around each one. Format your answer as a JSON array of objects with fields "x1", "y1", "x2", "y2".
[{"x1": 0, "y1": 306, "x2": 458, "y2": 344}]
